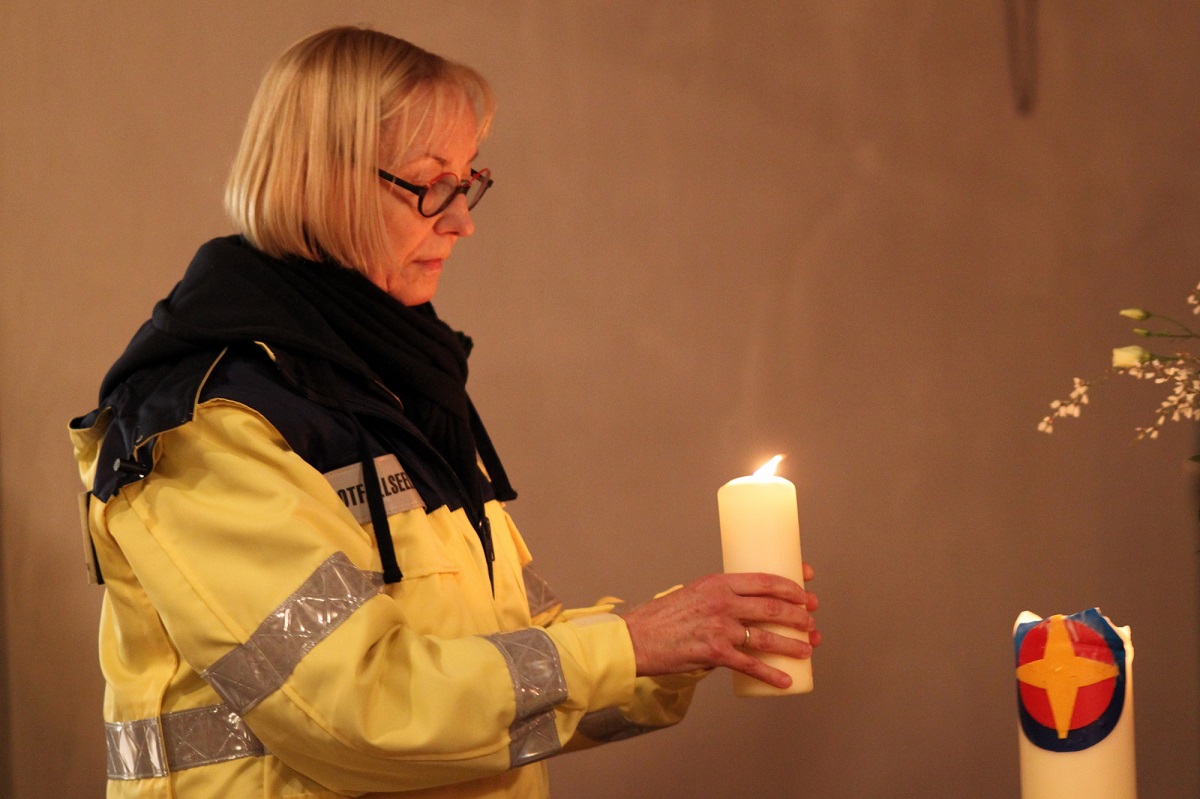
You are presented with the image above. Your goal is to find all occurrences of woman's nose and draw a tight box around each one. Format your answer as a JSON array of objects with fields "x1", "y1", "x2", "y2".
[{"x1": 436, "y1": 194, "x2": 475, "y2": 237}]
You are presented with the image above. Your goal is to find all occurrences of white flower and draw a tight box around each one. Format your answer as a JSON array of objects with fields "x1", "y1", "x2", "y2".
[{"x1": 1112, "y1": 345, "x2": 1151, "y2": 369}]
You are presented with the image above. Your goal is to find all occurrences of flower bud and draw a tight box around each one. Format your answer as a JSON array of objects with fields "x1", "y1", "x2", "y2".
[
  {"x1": 1119, "y1": 308, "x2": 1150, "y2": 320},
  {"x1": 1112, "y1": 345, "x2": 1150, "y2": 368}
]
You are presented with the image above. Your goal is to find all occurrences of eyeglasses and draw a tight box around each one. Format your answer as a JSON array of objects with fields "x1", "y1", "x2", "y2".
[{"x1": 376, "y1": 167, "x2": 493, "y2": 217}]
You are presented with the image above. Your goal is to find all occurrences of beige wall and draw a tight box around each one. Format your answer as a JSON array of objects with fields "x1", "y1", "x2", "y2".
[{"x1": 3, "y1": 2, "x2": 1198, "y2": 797}]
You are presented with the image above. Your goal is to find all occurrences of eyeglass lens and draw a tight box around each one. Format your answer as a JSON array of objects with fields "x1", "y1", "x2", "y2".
[{"x1": 422, "y1": 170, "x2": 491, "y2": 216}]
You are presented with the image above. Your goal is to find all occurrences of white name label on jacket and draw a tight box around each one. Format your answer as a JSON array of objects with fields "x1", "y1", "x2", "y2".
[{"x1": 324, "y1": 454, "x2": 425, "y2": 525}]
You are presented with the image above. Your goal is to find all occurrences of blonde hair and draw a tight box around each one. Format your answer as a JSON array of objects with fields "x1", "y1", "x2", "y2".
[{"x1": 225, "y1": 26, "x2": 494, "y2": 271}]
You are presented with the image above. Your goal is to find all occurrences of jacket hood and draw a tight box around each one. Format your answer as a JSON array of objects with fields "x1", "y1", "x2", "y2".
[{"x1": 99, "y1": 236, "x2": 372, "y2": 402}]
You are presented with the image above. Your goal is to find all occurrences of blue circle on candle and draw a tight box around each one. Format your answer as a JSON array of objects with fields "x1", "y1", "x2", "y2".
[{"x1": 1013, "y1": 608, "x2": 1127, "y2": 752}]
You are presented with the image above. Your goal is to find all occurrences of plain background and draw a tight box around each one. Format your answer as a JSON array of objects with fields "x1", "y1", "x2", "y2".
[{"x1": 2, "y1": 2, "x2": 1198, "y2": 797}]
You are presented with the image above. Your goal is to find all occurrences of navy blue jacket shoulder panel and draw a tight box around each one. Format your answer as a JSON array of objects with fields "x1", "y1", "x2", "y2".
[
  {"x1": 80, "y1": 341, "x2": 476, "y2": 516},
  {"x1": 198, "y1": 344, "x2": 468, "y2": 514},
  {"x1": 83, "y1": 348, "x2": 222, "y2": 502}
]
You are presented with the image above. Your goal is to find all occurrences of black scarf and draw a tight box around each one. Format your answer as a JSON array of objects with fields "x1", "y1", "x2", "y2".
[
  {"x1": 101, "y1": 236, "x2": 516, "y2": 581},
  {"x1": 249, "y1": 252, "x2": 516, "y2": 519}
]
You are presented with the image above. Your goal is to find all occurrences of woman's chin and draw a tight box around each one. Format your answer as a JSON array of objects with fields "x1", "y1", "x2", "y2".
[{"x1": 393, "y1": 279, "x2": 440, "y2": 306}]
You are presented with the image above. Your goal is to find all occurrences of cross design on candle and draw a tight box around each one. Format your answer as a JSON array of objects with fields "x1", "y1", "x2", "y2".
[{"x1": 1016, "y1": 614, "x2": 1119, "y2": 739}]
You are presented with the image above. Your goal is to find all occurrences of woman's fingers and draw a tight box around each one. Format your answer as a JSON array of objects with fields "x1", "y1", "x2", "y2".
[
  {"x1": 731, "y1": 626, "x2": 816, "y2": 688},
  {"x1": 723, "y1": 572, "x2": 808, "y2": 603},
  {"x1": 743, "y1": 624, "x2": 814, "y2": 659},
  {"x1": 722, "y1": 574, "x2": 817, "y2": 633}
]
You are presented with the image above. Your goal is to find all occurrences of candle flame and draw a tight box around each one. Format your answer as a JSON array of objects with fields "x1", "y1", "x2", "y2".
[{"x1": 753, "y1": 455, "x2": 785, "y2": 477}]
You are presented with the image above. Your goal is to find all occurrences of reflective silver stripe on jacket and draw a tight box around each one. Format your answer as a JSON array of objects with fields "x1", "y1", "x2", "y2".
[
  {"x1": 204, "y1": 551, "x2": 383, "y2": 715},
  {"x1": 106, "y1": 703, "x2": 265, "y2": 780},
  {"x1": 521, "y1": 565, "x2": 561, "y2": 618},
  {"x1": 577, "y1": 706, "x2": 663, "y2": 743},
  {"x1": 481, "y1": 628, "x2": 568, "y2": 767}
]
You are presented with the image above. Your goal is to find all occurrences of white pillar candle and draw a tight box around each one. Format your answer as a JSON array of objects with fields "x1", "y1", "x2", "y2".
[
  {"x1": 1014, "y1": 609, "x2": 1136, "y2": 798},
  {"x1": 718, "y1": 455, "x2": 813, "y2": 697}
]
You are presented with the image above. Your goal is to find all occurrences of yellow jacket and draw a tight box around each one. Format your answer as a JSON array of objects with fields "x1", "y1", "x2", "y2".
[{"x1": 71, "y1": 341, "x2": 700, "y2": 798}]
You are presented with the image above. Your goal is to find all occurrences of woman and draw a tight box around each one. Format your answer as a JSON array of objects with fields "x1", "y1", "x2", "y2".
[{"x1": 70, "y1": 26, "x2": 819, "y2": 799}]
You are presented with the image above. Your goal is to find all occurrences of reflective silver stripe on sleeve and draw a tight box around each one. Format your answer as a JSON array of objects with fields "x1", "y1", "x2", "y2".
[
  {"x1": 105, "y1": 717, "x2": 165, "y2": 780},
  {"x1": 163, "y1": 703, "x2": 267, "y2": 771},
  {"x1": 521, "y1": 565, "x2": 561, "y2": 618},
  {"x1": 577, "y1": 706, "x2": 664, "y2": 743},
  {"x1": 106, "y1": 703, "x2": 266, "y2": 780},
  {"x1": 481, "y1": 628, "x2": 568, "y2": 767},
  {"x1": 203, "y1": 551, "x2": 383, "y2": 715}
]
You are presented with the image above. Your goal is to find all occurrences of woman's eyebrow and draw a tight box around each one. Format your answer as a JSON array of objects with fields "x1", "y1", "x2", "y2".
[{"x1": 423, "y1": 150, "x2": 480, "y2": 167}]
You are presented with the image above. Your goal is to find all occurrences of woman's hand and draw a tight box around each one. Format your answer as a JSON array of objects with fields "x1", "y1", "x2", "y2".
[{"x1": 621, "y1": 564, "x2": 820, "y2": 689}]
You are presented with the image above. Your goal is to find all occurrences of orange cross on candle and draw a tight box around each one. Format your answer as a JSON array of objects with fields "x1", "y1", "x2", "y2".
[{"x1": 1016, "y1": 614, "x2": 1119, "y2": 739}]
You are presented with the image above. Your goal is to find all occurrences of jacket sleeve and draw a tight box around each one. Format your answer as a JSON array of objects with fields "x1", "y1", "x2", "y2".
[
  {"x1": 550, "y1": 604, "x2": 705, "y2": 751},
  {"x1": 99, "y1": 399, "x2": 656, "y2": 794}
]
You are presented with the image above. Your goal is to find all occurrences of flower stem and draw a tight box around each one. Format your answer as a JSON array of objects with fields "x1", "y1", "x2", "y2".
[{"x1": 1147, "y1": 312, "x2": 1200, "y2": 338}]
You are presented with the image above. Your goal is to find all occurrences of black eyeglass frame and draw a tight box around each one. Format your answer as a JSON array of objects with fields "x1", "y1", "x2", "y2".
[{"x1": 377, "y1": 167, "x2": 493, "y2": 217}]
